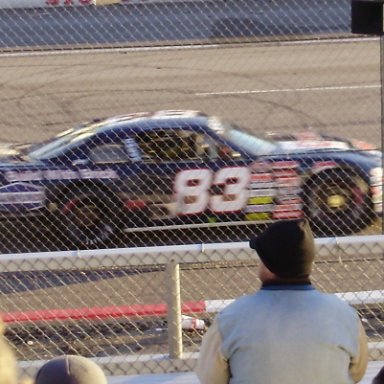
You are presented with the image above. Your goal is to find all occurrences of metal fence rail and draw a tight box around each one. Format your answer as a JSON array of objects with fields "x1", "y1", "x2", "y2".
[{"x1": 0, "y1": 235, "x2": 383, "y2": 377}]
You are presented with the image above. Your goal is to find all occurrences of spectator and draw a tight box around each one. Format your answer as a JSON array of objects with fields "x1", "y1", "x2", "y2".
[
  {"x1": 0, "y1": 320, "x2": 18, "y2": 384},
  {"x1": 373, "y1": 365, "x2": 384, "y2": 384},
  {"x1": 34, "y1": 355, "x2": 107, "y2": 384},
  {"x1": 196, "y1": 219, "x2": 368, "y2": 384}
]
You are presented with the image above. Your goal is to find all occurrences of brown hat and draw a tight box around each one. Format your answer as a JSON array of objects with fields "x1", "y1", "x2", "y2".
[
  {"x1": 35, "y1": 355, "x2": 107, "y2": 384},
  {"x1": 249, "y1": 219, "x2": 315, "y2": 278}
]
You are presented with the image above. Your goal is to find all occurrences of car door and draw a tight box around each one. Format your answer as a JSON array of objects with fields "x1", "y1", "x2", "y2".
[{"x1": 129, "y1": 126, "x2": 251, "y2": 225}]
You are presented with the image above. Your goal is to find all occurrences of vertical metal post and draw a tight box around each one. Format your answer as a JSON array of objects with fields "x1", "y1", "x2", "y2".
[{"x1": 166, "y1": 260, "x2": 183, "y2": 359}]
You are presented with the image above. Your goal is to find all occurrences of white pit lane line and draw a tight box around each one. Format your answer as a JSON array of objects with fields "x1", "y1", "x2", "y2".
[{"x1": 195, "y1": 84, "x2": 380, "y2": 97}]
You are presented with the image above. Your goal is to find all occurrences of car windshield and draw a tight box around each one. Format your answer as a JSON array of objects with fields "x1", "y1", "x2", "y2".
[
  {"x1": 211, "y1": 118, "x2": 277, "y2": 156},
  {"x1": 27, "y1": 122, "x2": 102, "y2": 160}
]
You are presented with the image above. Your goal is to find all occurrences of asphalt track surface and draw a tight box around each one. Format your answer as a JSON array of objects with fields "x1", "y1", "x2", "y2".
[{"x1": 0, "y1": 39, "x2": 382, "y2": 144}]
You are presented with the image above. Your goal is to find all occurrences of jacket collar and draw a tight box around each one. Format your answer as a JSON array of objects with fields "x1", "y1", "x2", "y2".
[{"x1": 261, "y1": 282, "x2": 314, "y2": 291}]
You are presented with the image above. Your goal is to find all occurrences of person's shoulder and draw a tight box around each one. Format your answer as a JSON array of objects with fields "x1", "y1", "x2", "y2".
[
  {"x1": 218, "y1": 293, "x2": 255, "y2": 316},
  {"x1": 312, "y1": 290, "x2": 359, "y2": 315}
]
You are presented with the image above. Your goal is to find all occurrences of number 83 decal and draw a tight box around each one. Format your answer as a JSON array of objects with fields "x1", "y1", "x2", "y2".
[{"x1": 174, "y1": 167, "x2": 250, "y2": 215}]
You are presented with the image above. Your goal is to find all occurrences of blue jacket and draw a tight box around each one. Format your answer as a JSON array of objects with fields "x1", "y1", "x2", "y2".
[{"x1": 196, "y1": 284, "x2": 368, "y2": 384}]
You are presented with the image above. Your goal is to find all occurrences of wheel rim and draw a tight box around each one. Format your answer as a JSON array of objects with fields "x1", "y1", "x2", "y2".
[
  {"x1": 72, "y1": 200, "x2": 100, "y2": 227},
  {"x1": 308, "y1": 176, "x2": 367, "y2": 229},
  {"x1": 65, "y1": 197, "x2": 114, "y2": 245},
  {"x1": 311, "y1": 185, "x2": 350, "y2": 216}
]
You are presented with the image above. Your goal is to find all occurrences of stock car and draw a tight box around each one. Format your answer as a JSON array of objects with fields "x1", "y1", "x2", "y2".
[{"x1": 0, "y1": 110, "x2": 382, "y2": 248}]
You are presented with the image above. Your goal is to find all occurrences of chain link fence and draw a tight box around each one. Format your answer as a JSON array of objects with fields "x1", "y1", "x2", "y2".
[
  {"x1": 0, "y1": 0, "x2": 383, "y2": 376},
  {"x1": 0, "y1": 237, "x2": 383, "y2": 377}
]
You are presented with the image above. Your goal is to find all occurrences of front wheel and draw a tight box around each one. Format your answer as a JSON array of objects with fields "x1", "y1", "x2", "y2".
[
  {"x1": 304, "y1": 171, "x2": 373, "y2": 236},
  {"x1": 57, "y1": 191, "x2": 123, "y2": 248}
]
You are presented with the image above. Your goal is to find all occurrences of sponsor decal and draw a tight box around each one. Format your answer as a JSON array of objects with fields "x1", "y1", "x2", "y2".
[
  {"x1": 274, "y1": 203, "x2": 303, "y2": 212},
  {"x1": 272, "y1": 209, "x2": 303, "y2": 219},
  {"x1": 246, "y1": 160, "x2": 302, "y2": 220},
  {"x1": 245, "y1": 204, "x2": 275, "y2": 213},
  {"x1": 5, "y1": 168, "x2": 118, "y2": 182},
  {"x1": 275, "y1": 176, "x2": 301, "y2": 188},
  {"x1": 5, "y1": 170, "x2": 43, "y2": 182},
  {"x1": 0, "y1": 183, "x2": 45, "y2": 211},
  {"x1": 271, "y1": 161, "x2": 299, "y2": 169},
  {"x1": 247, "y1": 196, "x2": 274, "y2": 205},
  {"x1": 78, "y1": 169, "x2": 117, "y2": 179},
  {"x1": 311, "y1": 161, "x2": 338, "y2": 172},
  {"x1": 250, "y1": 173, "x2": 273, "y2": 183},
  {"x1": 250, "y1": 161, "x2": 271, "y2": 172},
  {"x1": 281, "y1": 140, "x2": 349, "y2": 150},
  {"x1": 276, "y1": 187, "x2": 302, "y2": 196},
  {"x1": 273, "y1": 169, "x2": 299, "y2": 178},
  {"x1": 245, "y1": 212, "x2": 271, "y2": 221},
  {"x1": 248, "y1": 188, "x2": 276, "y2": 197},
  {"x1": 250, "y1": 182, "x2": 276, "y2": 189},
  {"x1": 44, "y1": 170, "x2": 78, "y2": 180},
  {"x1": 275, "y1": 197, "x2": 302, "y2": 205}
]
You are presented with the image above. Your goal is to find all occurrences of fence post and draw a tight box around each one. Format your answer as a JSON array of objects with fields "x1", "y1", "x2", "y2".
[{"x1": 166, "y1": 260, "x2": 182, "y2": 359}]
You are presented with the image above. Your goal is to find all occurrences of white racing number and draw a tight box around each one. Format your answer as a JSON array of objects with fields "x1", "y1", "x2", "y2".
[{"x1": 174, "y1": 167, "x2": 250, "y2": 215}]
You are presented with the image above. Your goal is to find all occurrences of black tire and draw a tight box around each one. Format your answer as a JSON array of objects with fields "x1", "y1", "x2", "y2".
[
  {"x1": 57, "y1": 189, "x2": 124, "y2": 249},
  {"x1": 304, "y1": 170, "x2": 373, "y2": 236}
]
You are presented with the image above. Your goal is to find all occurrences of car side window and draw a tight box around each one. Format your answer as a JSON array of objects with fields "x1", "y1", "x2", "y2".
[
  {"x1": 134, "y1": 129, "x2": 228, "y2": 162},
  {"x1": 89, "y1": 144, "x2": 129, "y2": 164},
  {"x1": 134, "y1": 130, "x2": 199, "y2": 162}
]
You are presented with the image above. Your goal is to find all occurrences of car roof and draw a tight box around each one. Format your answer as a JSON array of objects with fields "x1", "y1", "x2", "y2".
[{"x1": 88, "y1": 110, "x2": 211, "y2": 135}]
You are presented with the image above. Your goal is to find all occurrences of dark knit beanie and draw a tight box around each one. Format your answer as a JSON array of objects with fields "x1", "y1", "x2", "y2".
[
  {"x1": 35, "y1": 355, "x2": 107, "y2": 384},
  {"x1": 249, "y1": 219, "x2": 315, "y2": 278}
]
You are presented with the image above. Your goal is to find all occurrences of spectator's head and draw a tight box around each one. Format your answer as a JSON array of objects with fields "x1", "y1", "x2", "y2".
[
  {"x1": 0, "y1": 319, "x2": 18, "y2": 384},
  {"x1": 372, "y1": 365, "x2": 384, "y2": 384},
  {"x1": 249, "y1": 218, "x2": 315, "y2": 280},
  {"x1": 34, "y1": 355, "x2": 107, "y2": 384}
]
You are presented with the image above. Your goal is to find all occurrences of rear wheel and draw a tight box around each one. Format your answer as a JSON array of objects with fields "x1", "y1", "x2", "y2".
[{"x1": 305, "y1": 170, "x2": 373, "y2": 236}]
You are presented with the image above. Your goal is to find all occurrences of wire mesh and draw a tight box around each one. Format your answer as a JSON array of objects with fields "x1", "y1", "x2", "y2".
[{"x1": 0, "y1": 0, "x2": 382, "y2": 377}]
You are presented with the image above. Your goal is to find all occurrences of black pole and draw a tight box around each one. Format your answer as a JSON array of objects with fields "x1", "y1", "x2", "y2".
[{"x1": 351, "y1": 0, "x2": 384, "y2": 233}]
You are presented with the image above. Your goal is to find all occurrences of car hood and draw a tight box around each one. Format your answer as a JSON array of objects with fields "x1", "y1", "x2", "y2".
[
  {"x1": 0, "y1": 143, "x2": 33, "y2": 163},
  {"x1": 0, "y1": 143, "x2": 20, "y2": 157}
]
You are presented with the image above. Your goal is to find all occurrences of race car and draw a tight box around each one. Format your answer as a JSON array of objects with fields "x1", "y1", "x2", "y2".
[{"x1": 0, "y1": 110, "x2": 382, "y2": 248}]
